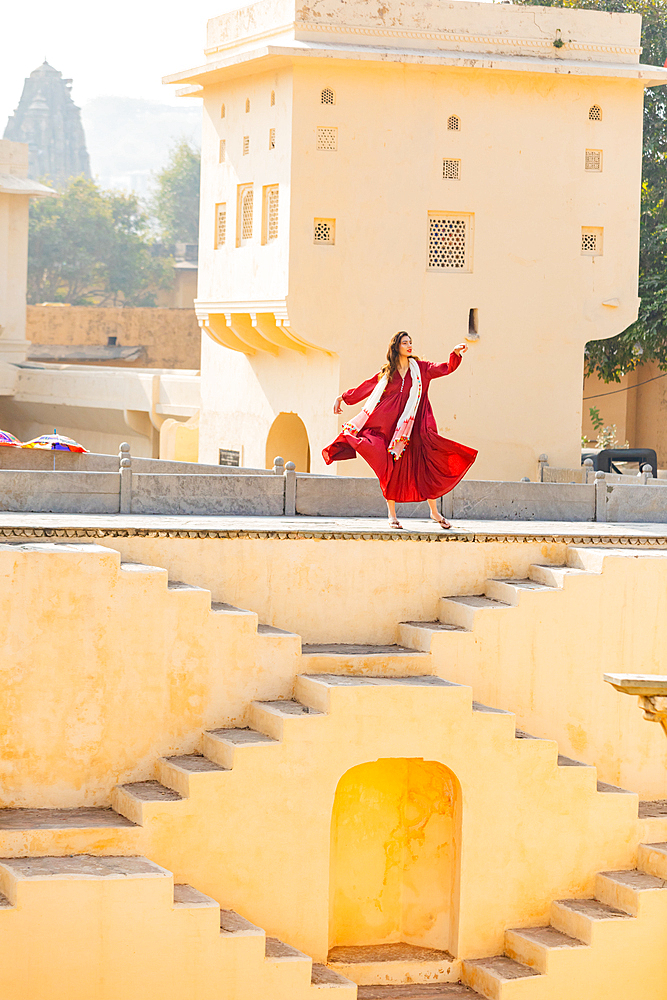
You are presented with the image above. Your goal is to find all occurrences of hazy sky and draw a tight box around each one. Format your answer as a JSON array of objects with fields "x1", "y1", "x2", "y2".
[{"x1": 1, "y1": 0, "x2": 239, "y2": 128}]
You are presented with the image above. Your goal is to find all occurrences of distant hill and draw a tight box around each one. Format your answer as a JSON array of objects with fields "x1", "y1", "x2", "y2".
[{"x1": 81, "y1": 96, "x2": 201, "y2": 197}]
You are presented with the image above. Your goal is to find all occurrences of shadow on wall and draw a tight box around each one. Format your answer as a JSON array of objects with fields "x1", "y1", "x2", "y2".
[
  {"x1": 265, "y1": 412, "x2": 310, "y2": 472},
  {"x1": 329, "y1": 759, "x2": 461, "y2": 955}
]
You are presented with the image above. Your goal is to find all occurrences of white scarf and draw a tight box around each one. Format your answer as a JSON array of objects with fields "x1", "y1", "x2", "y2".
[{"x1": 342, "y1": 357, "x2": 422, "y2": 461}]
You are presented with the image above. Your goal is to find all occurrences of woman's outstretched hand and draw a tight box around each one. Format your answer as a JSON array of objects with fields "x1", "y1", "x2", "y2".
[
  {"x1": 333, "y1": 395, "x2": 344, "y2": 414},
  {"x1": 453, "y1": 343, "x2": 468, "y2": 356}
]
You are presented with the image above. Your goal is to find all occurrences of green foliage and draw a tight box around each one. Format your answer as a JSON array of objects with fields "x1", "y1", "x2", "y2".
[
  {"x1": 28, "y1": 177, "x2": 173, "y2": 307},
  {"x1": 589, "y1": 406, "x2": 604, "y2": 432},
  {"x1": 511, "y1": 0, "x2": 667, "y2": 382},
  {"x1": 151, "y1": 139, "x2": 201, "y2": 244}
]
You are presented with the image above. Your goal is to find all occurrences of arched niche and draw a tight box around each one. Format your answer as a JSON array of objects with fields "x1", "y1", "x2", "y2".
[
  {"x1": 265, "y1": 412, "x2": 310, "y2": 472},
  {"x1": 329, "y1": 758, "x2": 460, "y2": 955}
]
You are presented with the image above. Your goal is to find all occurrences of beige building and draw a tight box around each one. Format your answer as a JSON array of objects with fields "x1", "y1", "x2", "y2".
[{"x1": 166, "y1": 0, "x2": 667, "y2": 478}]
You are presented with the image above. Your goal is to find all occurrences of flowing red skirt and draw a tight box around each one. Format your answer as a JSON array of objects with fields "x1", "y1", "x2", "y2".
[{"x1": 323, "y1": 428, "x2": 477, "y2": 502}]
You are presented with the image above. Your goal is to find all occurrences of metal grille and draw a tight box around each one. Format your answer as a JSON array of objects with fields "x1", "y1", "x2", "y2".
[
  {"x1": 245, "y1": 98, "x2": 250, "y2": 113},
  {"x1": 589, "y1": 105, "x2": 602, "y2": 121},
  {"x1": 314, "y1": 219, "x2": 335, "y2": 244},
  {"x1": 447, "y1": 115, "x2": 460, "y2": 131},
  {"x1": 429, "y1": 216, "x2": 467, "y2": 269},
  {"x1": 269, "y1": 128, "x2": 276, "y2": 150},
  {"x1": 243, "y1": 136, "x2": 250, "y2": 155},
  {"x1": 442, "y1": 158, "x2": 460, "y2": 180},
  {"x1": 220, "y1": 103, "x2": 225, "y2": 119},
  {"x1": 581, "y1": 230, "x2": 600, "y2": 254},
  {"x1": 219, "y1": 139, "x2": 226, "y2": 163},
  {"x1": 321, "y1": 87, "x2": 335, "y2": 105},
  {"x1": 267, "y1": 187, "x2": 279, "y2": 241},
  {"x1": 215, "y1": 204, "x2": 226, "y2": 248},
  {"x1": 317, "y1": 126, "x2": 337, "y2": 150},
  {"x1": 270, "y1": 90, "x2": 275, "y2": 106},
  {"x1": 585, "y1": 149, "x2": 602, "y2": 171},
  {"x1": 242, "y1": 188, "x2": 253, "y2": 240}
]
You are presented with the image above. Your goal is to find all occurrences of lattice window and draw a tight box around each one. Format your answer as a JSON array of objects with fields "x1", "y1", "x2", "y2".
[
  {"x1": 585, "y1": 149, "x2": 602, "y2": 171},
  {"x1": 321, "y1": 87, "x2": 335, "y2": 105},
  {"x1": 314, "y1": 218, "x2": 335, "y2": 244},
  {"x1": 219, "y1": 139, "x2": 226, "y2": 163},
  {"x1": 215, "y1": 203, "x2": 226, "y2": 248},
  {"x1": 220, "y1": 103, "x2": 226, "y2": 119},
  {"x1": 442, "y1": 158, "x2": 460, "y2": 180},
  {"x1": 269, "y1": 128, "x2": 276, "y2": 150},
  {"x1": 428, "y1": 214, "x2": 472, "y2": 271},
  {"x1": 317, "y1": 126, "x2": 337, "y2": 150},
  {"x1": 263, "y1": 185, "x2": 279, "y2": 242},
  {"x1": 589, "y1": 104, "x2": 602, "y2": 121},
  {"x1": 245, "y1": 98, "x2": 251, "y2": 113},
  {"x1": 447, "y1": 115, "x2": 460, "y2": 131},
  {"x1": 243, "y1": 136, "x2": 250, "y2": 155},
  {"x1": 237, "y1": 185, "x2": 254, "y2": 245},
  {"x1": 270, "y1": 90, "x2": 276, "y2": 106},
  {"x1": 581, "y1": 227, "x2": 603, "y2": 256}
]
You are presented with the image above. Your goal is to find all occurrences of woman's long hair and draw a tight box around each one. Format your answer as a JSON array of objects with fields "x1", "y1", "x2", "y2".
[{"x1": 379, "y1": 331, "x2": 420, "y2": 380}]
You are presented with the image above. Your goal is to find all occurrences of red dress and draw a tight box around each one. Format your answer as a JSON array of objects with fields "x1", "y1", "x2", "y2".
[{"x1": 322, "y1": 354, "x2": 477, "y2": 502}]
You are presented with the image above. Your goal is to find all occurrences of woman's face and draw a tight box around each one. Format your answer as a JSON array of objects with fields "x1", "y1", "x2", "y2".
[{"x1": 398, "y1": 335, "x2": 413, "y2": 358}]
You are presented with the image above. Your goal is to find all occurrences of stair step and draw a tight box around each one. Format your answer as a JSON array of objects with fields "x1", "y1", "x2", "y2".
[
  {"x1": 207, "y1": 727, "x2": 277, "y2": 746},
  {"x1": 165, "y1": 754, "x2": 228, "y2": 773},
  {"x1": 167, "y1": 580, "x2": 208, "y2": 592},
  {"x1": 219, "y1": 909, "x2": 263, "y2": 935},
  {"x1": 312, "y1": 964, "x2": 355, "y2": 986},
  {"x1": 329, "y1": 943, "x2": 454, "y2": 963},
  {"x1": 357, "y1": 987, "x2": 479, "y2": 999},
  {"x1": 484, "y1": 579, "x2": 553, "y2": 606},
  {"x1": 489, "y1": 579, "x2": 552, "y2": 592},
  {"x1": 508, "y1": 925, "x2": 584, "y2": 949},
  {"x1": 439, "y1": 595, "x2": 511, "y2": 630},
  {"x1": 597, "y1": 781, "x2": 633, "y2": 793},
  {"x1": 639, "y1": 800, "x2": 667, "y2": 817},
  {"x1": 211, "y1": 601, "x2": 254, "y2": 615},
  {"x1": 119, "y1": 780, "x2": 183, "y2": 801},
  {"x1": 258, "y1": 623, "x2": 296, "y2": 635},
  {"x1": 514, "y1": 730, "x2": 540, "y2": 740},
  {"x1": 120, "y1": 562, "x2": 167, "y2": 576},
  {"x1": 265, "y1": 936, "x2": 306, "y2": 959},
  {"x1": 0, "y1": 891, "x2": 11, "y2": 908},
  {"x1": 173, "y1": 883, "x2": 218, "y2": 907},
  {"x1": 305, "y1": 674, "x2": 454, "y2": 688},
  {"x1": 327, "y1": 940, "x2": 459, "y2": 986},
  {"x1": 472, "y1": 702, "x2": 512, "y2": 715},
  {"x1": 528, "y1": 565, "x2": 586, "y2": 588},
  {"x1": 445, "y1": 596, "x2": 510, "y2": 610},
  {"x1": 556, "y1": 898, "x2": 631, "y2": 920},
  {"x1": 0, "y1": 855, "x2": 164, "y2": 878},
  {"x1": 463, "y1": 955, "x2": 540, "y2": 993},
  {"x1": 401, "y1": 621, "x2": 466, "y2": 632},
  {"x1": 600, "y1": 869, "x2": 667, "y2": 890},
  {"x1": 557, "y1": 755, "x2": 588, "y2": 767},
  {"x1": 0, "y1": 807, "x2": 135, "y2": 829},
  {"x1": 302, "y1": 644, "x2": 426, "y2": 655},
  {"x1": 258, "y1": 699, "x2": 322, "y2": 716}
]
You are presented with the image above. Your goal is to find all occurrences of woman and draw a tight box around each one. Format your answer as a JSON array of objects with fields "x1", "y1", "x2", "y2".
[{"x1": 323, "y1": 332, "x2": 477, "y2": 529}]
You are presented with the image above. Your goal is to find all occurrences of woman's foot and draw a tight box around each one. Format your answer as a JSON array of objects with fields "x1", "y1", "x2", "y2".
[
  {"x1": 389, "y1": 518, "x2": 404, "y2": 530},
  {"x1": 430, "y1": 514, "x2": 451, "y2": 530}
]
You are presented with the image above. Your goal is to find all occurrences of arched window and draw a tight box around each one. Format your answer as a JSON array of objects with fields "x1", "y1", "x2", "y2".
[
  {"x1": 265, "y1": 413, "x2": 310, "y2": 471},
  {"x1": 589, "y1": 104, "x2": 602, "y2": 121},
  {"x1": 220, "y1": 103, "x2": 225, "y2": 119},
  {"x1": 447, "y1": 114, "x2": 460, "y2": 131},
  {"x1": 245, "y1": 98, "x2": 250, "y2": 113},
  {"x1": 321, "y1": 87, "x2": 335, "y2": 105},
  {"x1": 270, "y1": 90, "x2": 276, "y2": 106}
]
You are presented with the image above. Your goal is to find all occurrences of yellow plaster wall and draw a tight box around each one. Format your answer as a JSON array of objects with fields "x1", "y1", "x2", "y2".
[{"x1": 329, "y1": 759, "x2": 459, "y2": 952}]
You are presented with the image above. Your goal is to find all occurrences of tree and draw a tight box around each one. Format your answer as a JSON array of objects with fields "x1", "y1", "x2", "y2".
[
  {"x1": 28, "y1": 177, "x2": 173, "y2": 307},
  {"x1": 151, "y1": 139, "x2": 201, "y2": 245},
  {"x1": 512, "y1": 0, "x2": 667, "y2": 381}
]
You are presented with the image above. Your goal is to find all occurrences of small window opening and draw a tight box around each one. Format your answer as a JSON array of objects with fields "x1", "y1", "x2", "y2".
[
  {"x1": 467, "y1": 308, "x2": 479, "y2": 341},
  {"x1": 269, "y1": 128, "x2": 276, "y2": 150},
  {"x1": 270, "y1": 90, "x2": 276, "y2": 106},
  {"x1": 585, "y1": 149, "x2": 602, "y2": 172},
  {"x1": 447, "y1": 115, "x2": 460, "y2": 131},
  {"x1": 215, "y1": 203, "x2": 226, "y2": 248},
  {"x1": 243, "y1": 136, "x2": 250, "y2": 155},
  {"x1": 314, "y1": 218, "x2": 335, "y2": 244},
  {"x1": 581, "y1": 227, "x2": 603, "y2": 256},
  {"x1": 589, "y1": 105, "x2": 602, "y2": 121},
  {"x1": 221, "y1": 103, "x2": 226, "y2": 119},
  {"x1": 263, "y1": 185, "x2": 279, "y2": 243},
  {"x1": 219, "y1": 139, "x2": 226, "y2": 163},
  {"x1": 428, "y1": 214, "x2": 472, "y2": 271},
  {"x1": 237, "y1": 185, "x2": 254, "y2": 246},
  {"x1": 321, "y1": 87, "x2": 335, "y2": 105},
  {"x1": 245, "y1": 98, "x2": 251, "y2": 113},
  {"x1": 443, "y1": 158, "x2": 460, "y2": 180},
  {"x1": 317, "y1": 126, "x2": 337, "y2": 150}
]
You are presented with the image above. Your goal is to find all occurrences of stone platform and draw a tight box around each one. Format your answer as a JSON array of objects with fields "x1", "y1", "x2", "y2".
[{"x1": 1, "y1": 512, "x2": 667, "y2": 545}]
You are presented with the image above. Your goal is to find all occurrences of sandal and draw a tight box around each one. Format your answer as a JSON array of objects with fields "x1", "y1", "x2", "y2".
[
  {"x1": 430, "y1": 514, "x2": 451, "y2": 530},
  {"x1": 389, "y1": 518, "x2": 404, "y2": 530}
]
